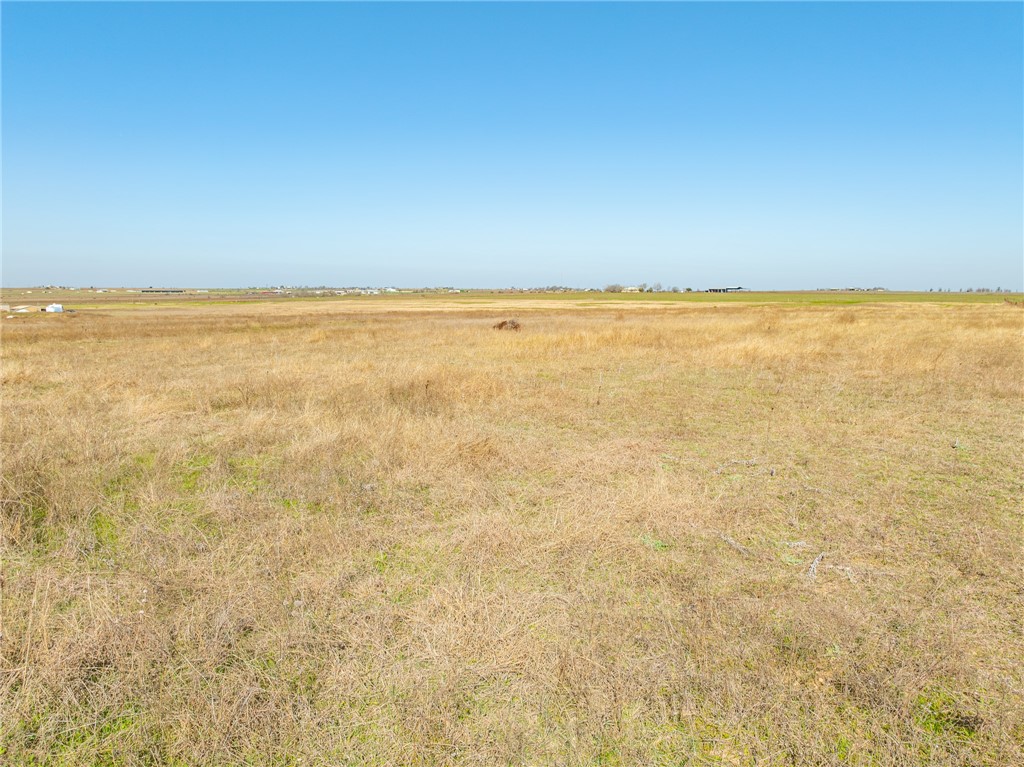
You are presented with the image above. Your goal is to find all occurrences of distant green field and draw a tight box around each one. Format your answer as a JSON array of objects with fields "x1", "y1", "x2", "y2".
[
  {"x1": 1, "y1": 288, "x2": 1017, "y2": 311},
  {"x1": 407, "y1": 290, "x2": 1020, "y2": 306},
  {"x1": 453, "y1": 290, "x2": 1018, "y2": 305}
]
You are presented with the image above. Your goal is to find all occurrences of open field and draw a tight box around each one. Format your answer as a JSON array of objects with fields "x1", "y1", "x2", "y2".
[
  {"x1": 2, "y1": 288, "x2": 1019, "y2": 313},
  {"x1": 2, "y1": 297, "x2": 1022, "y2": 765}
]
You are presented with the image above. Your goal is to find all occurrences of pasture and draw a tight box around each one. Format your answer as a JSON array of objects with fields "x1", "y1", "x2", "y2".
[{"x1": 2, "y1": 295, "x2": 1022, "y2": 765}]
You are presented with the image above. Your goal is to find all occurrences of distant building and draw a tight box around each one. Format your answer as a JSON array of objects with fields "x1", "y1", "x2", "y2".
[
  {"x1": 45, "y1": 304, "x2": 64, "y2": 312},
  {"x1": 706, "y1": 286, "x2": 745, "y2": 293}
]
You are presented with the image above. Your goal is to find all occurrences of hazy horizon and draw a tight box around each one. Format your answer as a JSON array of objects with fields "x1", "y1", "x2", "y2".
[
  {"x1": 10, "y1": 280, "x2": 1018, "y2": 294},
  {"x1": 3, "y1": 2, "x2": 1022, "y2": 291}
]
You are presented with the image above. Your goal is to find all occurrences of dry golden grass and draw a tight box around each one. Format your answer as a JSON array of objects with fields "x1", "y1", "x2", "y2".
[{"x1": 1, "y1": 299, "x2": 1022, "y2": 766}]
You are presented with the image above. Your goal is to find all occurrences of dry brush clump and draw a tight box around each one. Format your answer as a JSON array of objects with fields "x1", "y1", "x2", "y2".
[{"x1": 1, "y1": 300, "x2": 1022, "y2": 765}]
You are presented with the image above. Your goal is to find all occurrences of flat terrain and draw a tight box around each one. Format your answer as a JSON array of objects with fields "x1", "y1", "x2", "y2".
[
  {"x1": 2, "y1": 296, "x2": 1022, "y2": 765},
  {"x1": 1, "y1": 287, "x2": 1017, "y2": 310}
]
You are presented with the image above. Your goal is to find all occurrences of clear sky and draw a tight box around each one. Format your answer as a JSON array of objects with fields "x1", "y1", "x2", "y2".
[{"x1": 2, "y1": 2, "x2": 1022, "y2": 290}]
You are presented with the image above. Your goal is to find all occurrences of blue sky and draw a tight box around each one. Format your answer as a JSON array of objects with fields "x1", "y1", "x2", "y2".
[{"x1": 3, "y1": 2, "x2": 1022, "y2": 290}]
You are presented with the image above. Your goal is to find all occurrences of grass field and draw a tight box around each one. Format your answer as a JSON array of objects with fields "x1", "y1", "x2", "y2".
[
  {"x1": 2, "y1": 296, "x2": 1022, "y2": 765},
  {"x1": 2, "y1": 288, "x2": 1018, "y2": 311}
]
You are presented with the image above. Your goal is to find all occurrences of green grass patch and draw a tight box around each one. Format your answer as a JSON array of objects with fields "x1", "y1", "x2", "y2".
[
  {"x1": 179, "y1": 454, "x2": 214, "y2": 493},
  {"x1": 640, "y1": 534, "x2": 671, "y2": 552},
  {"x1": 915, "y1": 689, "x2": 981, "y2": 739},
  {"x1": 228, "y1": 456, "x2": 269, "y2": 494},
  {"x1": 89, "y1": 511, "x2": 119, "y2": 550}
]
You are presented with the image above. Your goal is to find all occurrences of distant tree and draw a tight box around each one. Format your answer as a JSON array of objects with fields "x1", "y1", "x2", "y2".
[
  {"x1": 685, "y1": 287, "x2": 693, "y2": 293},
  {"x1": 670, "y1": 286, "x2": 680, "y2": 293},
  {"x1": 605, "y1": 284, "x2": 624, "y2": 293},
  {"x1": 637, "y1": 283, "x2": 648, "y2": 292},
  {"x1": 652, "y1": 282, "x2": 663, "y2": 293}
]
